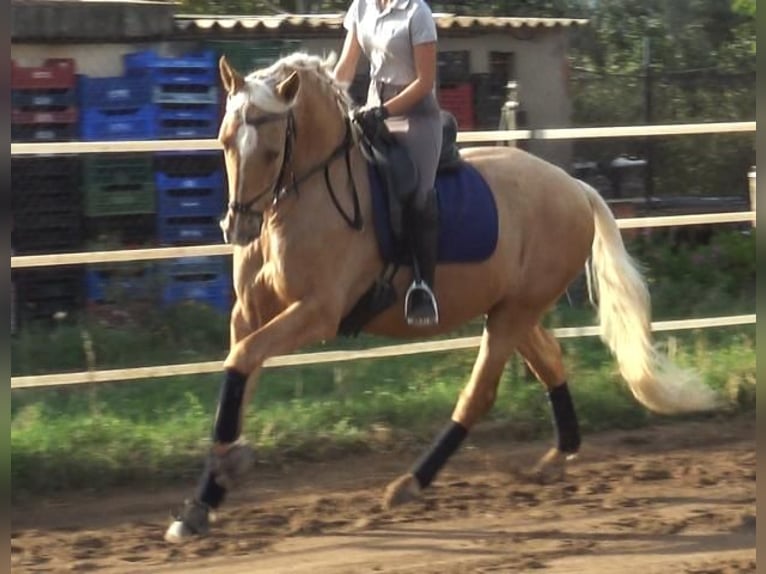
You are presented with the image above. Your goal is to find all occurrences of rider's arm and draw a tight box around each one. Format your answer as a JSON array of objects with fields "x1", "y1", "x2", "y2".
[
  {"x1": 333, "y1": 25, "x2": 362, "y2": 85},
  {"x1": 382, "y1": 41, "x2": 437, "y2": 117}
]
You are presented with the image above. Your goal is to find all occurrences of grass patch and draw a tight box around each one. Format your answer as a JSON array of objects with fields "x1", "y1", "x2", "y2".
[{"x1": 11, "y1": 326, "x2": 755, "y2": 498}]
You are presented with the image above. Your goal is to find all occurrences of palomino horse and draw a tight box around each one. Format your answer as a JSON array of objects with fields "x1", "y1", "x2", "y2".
[{"x1": 164, "y1": 53, "x2": 720, "y2": 542}]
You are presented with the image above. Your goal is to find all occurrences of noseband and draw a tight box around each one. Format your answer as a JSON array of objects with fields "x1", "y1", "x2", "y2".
[{"x1": 229, "y1": 108, "x2": 362, "y2": 232}]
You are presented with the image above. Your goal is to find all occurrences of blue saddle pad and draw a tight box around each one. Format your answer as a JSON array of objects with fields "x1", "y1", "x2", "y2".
[{"x1": 369, "y1": 162, "x2": 498, "y2": 264}]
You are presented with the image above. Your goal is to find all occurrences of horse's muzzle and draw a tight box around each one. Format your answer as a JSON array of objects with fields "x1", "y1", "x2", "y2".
[{"x1": 219, "y1": 211, "x2": 262, "y2": 246}]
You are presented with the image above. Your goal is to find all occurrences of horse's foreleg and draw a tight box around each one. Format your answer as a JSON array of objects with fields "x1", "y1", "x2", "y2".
[
  {"x1": 517, "y1": 324, "x2": 580, "y2": 483},
  {"x1": 219, "y1": 300, "x2": 260, "y2": 446},
  {"x1": 230, "y1": 299, "x2": 254, "y2": 346},
  {"x1": 384, "y1": 311, "x2": 524, "y2": 509},
  {"x1": 165, "y1": 298, "x2": 336, "y2": 543}
]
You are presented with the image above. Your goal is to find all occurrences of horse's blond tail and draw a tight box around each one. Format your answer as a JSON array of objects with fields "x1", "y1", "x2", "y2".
[{"x1": 580, "y1": 180, "x2": 721, "y2": 414}]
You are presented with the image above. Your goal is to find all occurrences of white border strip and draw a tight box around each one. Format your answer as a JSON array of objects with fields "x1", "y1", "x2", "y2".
[
  {"x1": 11, "y1": 244, "x2": 231, "y2": 269},
  {"x1": 10, "y1": 314, "x2": 755, "y2": 389},
  {"x1": 11, "y1": 139, "x2": 221, "y2": 155},
  {"x1": 617, "y1": 210, "x2": 755, "y2": 229},
  {"x1": 10, "y1": 122, "x2": 755, "y2": 155},
  {"x1": 10, "y1": 212, "x2": 756, "y2": 269},
  {"x1": 457, "y1": 121, "x2": 756, "y2": 143}
]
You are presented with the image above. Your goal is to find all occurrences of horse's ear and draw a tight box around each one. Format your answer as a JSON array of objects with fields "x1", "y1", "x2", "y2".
[
  {"x1": 275, "y1": 71, "x2": 300, "y2": 103},
  {"x1": 220, "y1": 56, "x2": 244, "y2": 95}
]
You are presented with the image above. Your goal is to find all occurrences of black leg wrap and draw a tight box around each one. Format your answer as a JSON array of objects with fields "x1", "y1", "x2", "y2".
[
  {"x1": 213, "y1": 369, "x2": 248, "y2": 443},
  {"x1": 412, "y1": 421, "x2": 468, "y2": 489},
  {"x1": 548, "y1": 382, "x2": 581, "y2": 454},
  {"x1": 196, "y1": 460, "x2": 227, "y2": 509}
]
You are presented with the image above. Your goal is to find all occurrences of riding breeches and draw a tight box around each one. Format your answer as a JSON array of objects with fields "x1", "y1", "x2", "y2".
[{"x1": 368, "y1": 82, "x2": 442, "y2": 209}]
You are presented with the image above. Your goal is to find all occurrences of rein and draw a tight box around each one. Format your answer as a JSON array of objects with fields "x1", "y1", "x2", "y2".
[{"x1": 230, "y1": 109, "x2": 363, "y2": 231}]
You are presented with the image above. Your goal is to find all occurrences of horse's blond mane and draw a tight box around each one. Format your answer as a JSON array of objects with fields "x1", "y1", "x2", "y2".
[{"x1": 244, "y1": 51, "x2": 353, "y2": 112}]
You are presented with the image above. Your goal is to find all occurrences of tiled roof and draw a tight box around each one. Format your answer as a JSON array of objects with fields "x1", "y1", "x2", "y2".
[{"x1": 174, "y1": 14, "x2": 588, "y2": 36}]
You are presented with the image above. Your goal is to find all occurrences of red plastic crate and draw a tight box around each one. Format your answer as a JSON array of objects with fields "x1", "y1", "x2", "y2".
[
  {"x1": 12, "y1": 107, "x2": 78, "y2": 125},
  {"x1": 11, "y1": 59, "x2": 76, "y2": 90},
  {"x1": 438, "y1": 83, "x2": 475, "y2": 128},
  {"x1": 451, "y1": 113, "x2": 475, "y2": 129},
  {"x1": 438, "y1": 83, "x2": 473, "y2": 106},
  {"x1": 450, "y1": 113, "x2": 474, "y2": 130}
]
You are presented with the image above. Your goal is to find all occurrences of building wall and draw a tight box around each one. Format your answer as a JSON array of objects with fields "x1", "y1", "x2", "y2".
[
  {"x1": 299, "y1": 32, "x2": 573, "y2": 167},
  {"x1": 11, "y1": 28, "x2": 573, "y2": 168}
]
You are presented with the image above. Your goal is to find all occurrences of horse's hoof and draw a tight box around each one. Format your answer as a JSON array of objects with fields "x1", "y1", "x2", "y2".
[
  {"x1": 164, "y1": 499, "x2": 210, "y2": 543},
  {"x1": 528, "y1": 447, "x2": 573, "y2": 484},
  {"x1": 212, "y1": 441, "x2": 256, "y2": 490},
  {"x1": 164, "y1": 520, "x2": 194, "y2": 543},
  {"x1": 383, "y1": 474, "x2": 421, "y2": 509}
]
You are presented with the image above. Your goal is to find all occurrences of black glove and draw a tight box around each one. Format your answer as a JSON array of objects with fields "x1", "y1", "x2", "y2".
[{"x1": 353, "y1": 105, "x2": 390, "y2": 136}]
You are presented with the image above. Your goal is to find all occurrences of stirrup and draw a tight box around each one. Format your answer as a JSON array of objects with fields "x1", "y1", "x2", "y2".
[{"x1": 404, "y1": 280, "x2": 439, "y2": 327}]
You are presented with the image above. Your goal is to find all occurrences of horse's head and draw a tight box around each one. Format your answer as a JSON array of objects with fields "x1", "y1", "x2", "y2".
[{"x1": 217, "y1": 54, "x2": 351, "y2": 246}]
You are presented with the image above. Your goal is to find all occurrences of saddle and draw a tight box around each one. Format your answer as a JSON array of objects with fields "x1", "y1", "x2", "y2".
[
  {"x1": 340, "y1": 110, "x2": 496, "y2": 337},
  {"x1": 357, "y1": 110, "x2": 462, "y2": 245}
]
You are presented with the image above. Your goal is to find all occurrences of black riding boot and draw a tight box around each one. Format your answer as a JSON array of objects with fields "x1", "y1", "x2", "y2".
[{"x1": 405, "y1": 189, "x2": 439, "y2": 327}]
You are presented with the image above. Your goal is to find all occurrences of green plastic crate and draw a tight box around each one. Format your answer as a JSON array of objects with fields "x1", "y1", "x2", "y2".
[{"x1": 84, "y1": 154, "x2": 155, "y2": 216}]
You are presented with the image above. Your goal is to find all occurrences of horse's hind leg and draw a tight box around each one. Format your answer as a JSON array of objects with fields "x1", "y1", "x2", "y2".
[
  {"x1": 383, "y1": 306, "x2": 534, "y2": 508},
  {"x1": 517, "y1": 324, "x2": 581, "y2": 483}
]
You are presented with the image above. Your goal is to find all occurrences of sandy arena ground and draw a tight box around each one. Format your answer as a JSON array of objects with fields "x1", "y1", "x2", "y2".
[{"x1": 11, "y1": 414, "x2": 755, "y2": 573}]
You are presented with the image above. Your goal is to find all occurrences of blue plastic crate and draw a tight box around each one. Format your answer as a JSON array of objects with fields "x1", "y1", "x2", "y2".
[
  {"x1": 156, "y1": 171, "x2": 225, "y2": 218},
  {"x1": 155, "y1": 103, "x2": 219, "y2": 138},
  {"x1": 154, "y1": 151, "x2": 223, "y2": 177},
  {"x1": 156, "y1": 120, "x2": 219, "y2": 139},
  {"x1": 12, "y1": 88, "x2": 77, "y2": 108},
  {"x1": 161, "y1": 258, "x2": 231, "y2": 313},
  {"x1": 156, "y1": 123, "x2": 219, "y2": 139},
  {"x1": 153, "y1": 84, "x2": 219, "y2": 104},
  {"x1": 86, "y1": 265, "x2": 158, "y2": 303},
  {"x1": 124, "y1": 50, "x2": 217, "y2": 87},
  {"x1": 156, "y1": 103, "x2": 219, "y2": 121},
  {"x1": 79, "y1": 74, "x2": 153, "y2": 109},
  {"x1": 164, "y1": 256, "x2": 226, "y2": 276},
  {"x1": 157, "y1": 214, "x2": 223, "y2": 245},
  {"x1": 80, "y1": 105, "x2": 155, "y2": 141}
]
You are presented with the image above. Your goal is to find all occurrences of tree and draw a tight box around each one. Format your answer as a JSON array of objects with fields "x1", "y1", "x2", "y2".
[{"x1": 567, "y1": 0, "x2": 755, "y2": 197}]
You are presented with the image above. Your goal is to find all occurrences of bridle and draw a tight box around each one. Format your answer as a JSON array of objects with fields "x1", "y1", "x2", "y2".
[{"x1": 228, "y1": 105, "x2": 363, "y2": 232}]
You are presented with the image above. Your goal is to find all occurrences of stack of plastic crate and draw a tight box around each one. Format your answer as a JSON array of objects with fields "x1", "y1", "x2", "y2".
[
  {"x1": 13, "y1": 265, "x2": 85, "y2": 326},
  {"x1": 11, "y1": 155, "x2": 85, "y2": 325},
  {"x1": 11, "y1": 155, "x2": 83, "y2": 255},
  {"x1": 124, "y1": 50, "x2": 220, "y2": 139},
  {"x1": 79, "y1": 70, "x2": 155, "y2": 141},
  {"x1": 11, "y1": 59, "x2": 79, "y2": 142},
  {"x1": 155, "y1": 151, "x2": 231, "y2": 312},
  {"x1": 83, "y1": 154, "x2": 158, "y2": 306}
]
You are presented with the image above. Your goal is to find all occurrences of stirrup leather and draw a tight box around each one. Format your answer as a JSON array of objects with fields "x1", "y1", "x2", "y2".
[{"x1": 404, "y1": 280, "x2": 439, "y2": 326}]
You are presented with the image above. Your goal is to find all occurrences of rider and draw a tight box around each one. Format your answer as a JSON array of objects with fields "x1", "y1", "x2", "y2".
[{"x1": 334, "y1": 0, "x2": 443, "y2": 327}]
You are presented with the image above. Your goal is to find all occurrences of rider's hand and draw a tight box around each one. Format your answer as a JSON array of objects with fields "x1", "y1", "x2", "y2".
[{"x1": 353, "y1": 105, "x2": 390, "y2": 133}]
